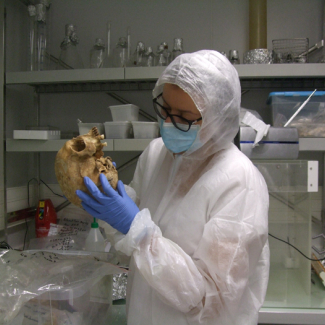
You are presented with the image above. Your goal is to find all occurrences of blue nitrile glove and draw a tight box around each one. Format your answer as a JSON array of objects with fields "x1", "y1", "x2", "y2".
[{"x1": 76, "y1": 174, "x2": 139, "y2": 234}]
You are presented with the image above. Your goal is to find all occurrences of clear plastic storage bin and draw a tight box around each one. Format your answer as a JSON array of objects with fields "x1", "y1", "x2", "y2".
[
  {"x1": 109, "y1": 104, "x2": 139, "y2": 121},
  {"x1": 267, "y1": 91, "x2": 325, "y2": 137},
  {"x1": 104, "y1": 121, "x2": 133, "y2": 138},
  {"x1": 131, "y1": 121, "x2": 159, "y2": 139}
]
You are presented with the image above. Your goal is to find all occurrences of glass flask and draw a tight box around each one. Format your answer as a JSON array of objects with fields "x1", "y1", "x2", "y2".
[
  {"x1": 90, "y1": 38, "x2": 105, "y2": 68},
  {"x1": 129, "y1": 41, "x2": 146, "y2": 66},
  {"x1": 172, "y1": 38, "x2": 184, "y2": 60},
  {"x1": 143, "y1": 46, "x2": 155, "y2": 67},
  {"x1": 57, "y1": 24, "x2": 84, "y2": 70},
  {"x1": 113, "y1": 37, "x2": 128, "y2": 67}
]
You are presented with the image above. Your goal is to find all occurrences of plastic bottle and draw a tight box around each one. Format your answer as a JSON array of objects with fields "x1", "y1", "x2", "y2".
[{"x1": 85, "y1": 218, "x2": 106, "y2": 252}]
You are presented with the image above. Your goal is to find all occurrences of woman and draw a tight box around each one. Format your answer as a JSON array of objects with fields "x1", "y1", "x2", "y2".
[{"x1": 76, "y1": 50, "x2": 270, "y2": 325}]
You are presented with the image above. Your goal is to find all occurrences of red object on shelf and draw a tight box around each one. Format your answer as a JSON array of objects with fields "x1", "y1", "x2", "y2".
[{"x1": 35, "y1": 199, "x2": 57, "y2": 238}]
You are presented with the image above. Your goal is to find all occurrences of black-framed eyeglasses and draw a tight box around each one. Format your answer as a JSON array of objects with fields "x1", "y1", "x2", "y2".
[{"x1": 152, "y1": 93, "x2": 202, "y2": 132}]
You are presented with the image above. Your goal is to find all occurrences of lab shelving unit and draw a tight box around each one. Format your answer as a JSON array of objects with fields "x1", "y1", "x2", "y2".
[
  {"x1": 2, "y1": 1, "x2": 325, "y2": 325},
  {"x1": 5, "y1": 65, "x2": 325, "y2": 153},
  {"x1": 5, "y1": 65, "x2": 325, "y2": 325}
]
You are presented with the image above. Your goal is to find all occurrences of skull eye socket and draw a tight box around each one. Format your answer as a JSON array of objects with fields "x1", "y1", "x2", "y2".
[{"x1": 71, "y1": 139, "x2": 85, "y2": 152}]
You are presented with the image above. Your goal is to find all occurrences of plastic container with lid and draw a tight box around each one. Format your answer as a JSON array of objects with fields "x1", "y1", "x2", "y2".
[
  {"x1": 267, "y1": 91, "x2": 325, "y2": 137},
  {"x1": 104, "y1": 121, "x2": 133, "y2": 138},
  {"x1": 109, "y1": 104, "x2": 139, "y2": 121},
  {"x1": 131, "y1": 121, "x2": 159, "y2": 139}
]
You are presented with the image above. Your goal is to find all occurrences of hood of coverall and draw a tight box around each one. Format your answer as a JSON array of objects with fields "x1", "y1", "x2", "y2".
[{"x1": 153, "y1": 50, "x2": 241, "y2": 159}]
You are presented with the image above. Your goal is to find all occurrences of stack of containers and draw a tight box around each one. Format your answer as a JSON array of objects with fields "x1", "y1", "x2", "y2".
[
  {"x1": 106, "y1": 104, "x2": 159, "y2": 139},
  {"x1": 131, "y1": 120, "x2": 159, "y2": 139},
  {"x1": 105, "y1": 104, "x2": 138, "y2": 138}
]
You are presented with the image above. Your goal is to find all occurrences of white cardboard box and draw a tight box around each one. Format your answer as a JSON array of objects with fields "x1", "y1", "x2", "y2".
[{"x1": 13, "y1": 130, "x2": 61, "y2": 140}]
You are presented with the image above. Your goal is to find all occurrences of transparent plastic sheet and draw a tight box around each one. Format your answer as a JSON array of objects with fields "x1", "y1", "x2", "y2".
[
  {"x1": 28, "y1": 233, "x2": 87, "y2": 251},
  {"x1": 112, "y1": 273, "x2": 128, "y2": 300},
  {"x1": 0, "y1": 249, "x2": 126, "y2": 324},
  {"x1": 28, "y1": 206, "x2": 94, "y2": 251}
]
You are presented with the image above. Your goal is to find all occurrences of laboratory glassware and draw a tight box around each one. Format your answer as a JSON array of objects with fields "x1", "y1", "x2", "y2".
[
  {"x1": 172, "y1": 38, "x2": 184, "y2": 60},
  {"x1": 90, "y1": 38, "x2": 105, "y2": 68},
  {"x1": 27, "y1": 5, "x2": 36, "y2": 71},
  {"x1": 155, "y1": 44, "x2": 167, "y2": 66},
  {"x1": 103, "y1": 21, "x2": 112, "y2": 68},
  {"x1": 144, "y1": 46, "x2": 155, "y2": 67},
  {"x1": 113, "y1": 37, "x2": 128, "y2": 67},
  {"x1": 229, "y1": 49, "x2": 240, "y2": 64},
  {"x1": 57, "y1": 24, "x2": 84, "y2": 69},
  {"x1": 28, "y1": 1, "x2": 51, "y2": 71},
  {"x1": 129, "y1": 41, "x2": 146, "y2": 66},
  {"x1": 161, "y1": 41, "x2": 171, "y2": 65},
  {"x1": 127, "y1": 26, "x2": 131, "y2": 62}
]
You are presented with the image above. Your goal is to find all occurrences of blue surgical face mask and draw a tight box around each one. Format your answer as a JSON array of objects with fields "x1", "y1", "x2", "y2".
[{"x1": 159, "y1": 119, "x2": 201, "y2": 154}]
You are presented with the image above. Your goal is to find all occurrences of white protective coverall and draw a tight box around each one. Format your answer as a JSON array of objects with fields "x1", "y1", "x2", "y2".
[{"x1": 113, "y1": 50, "x2": 270, "y2": 325}]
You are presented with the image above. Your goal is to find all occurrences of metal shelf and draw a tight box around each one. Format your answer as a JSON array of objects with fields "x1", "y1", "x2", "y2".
[
  {"x1": 6, "y1": 138, "x2": 325, "y2": 152},
  {"x1": 5, "y1": 138, "x2": 153, "y2": 152},
  {"x1": 236, "y1": 63, "x2": 325, "y2": 78},
  {"x1": 5, "y1": 64, "x2": 325, "y2": 92},
  {"x1": 6, "y1": 68, "x2": 124, "y2": 85}
]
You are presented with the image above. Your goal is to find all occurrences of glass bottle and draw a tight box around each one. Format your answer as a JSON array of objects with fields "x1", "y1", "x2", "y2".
[
  {"x1": 229, "y1": 49, "x2": 240, "y2": 64},
  {"x1": 220, "y1": 51, "x2": 228, "y2": 59},
  {"x1": 57, "y1": 24, "x2": 84, "y2": 69},
  {"x1": 90, "y1": 38, "x2": 105, "y2": 68},
  {"x1": 129, "y1": 41, "x2": 146, "y2": 66},
  {"x1": 144, "y1": 46, "x2": 155, "y2": 67},
  {"x1": 172, "y1": 38, "x2": 184, "y2": 60},
  {"x1": 155, "y1": 44, "x2": 166, "y2": 66},
  {"x1": 113, "y1": 37, "x2": 128, "y2": 67},
  {"x1": 161, "y1": 42, "x2": 171, "y2": 66}
]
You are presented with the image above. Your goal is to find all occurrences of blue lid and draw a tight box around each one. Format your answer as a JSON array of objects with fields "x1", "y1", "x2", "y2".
[{"x1": 267, "y1": 91, "x2": 325, "y2": 104}]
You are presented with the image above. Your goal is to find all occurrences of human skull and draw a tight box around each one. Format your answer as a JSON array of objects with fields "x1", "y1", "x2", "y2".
[{"x1": 55, "y1": 127, "x2": 118, "y2": 207}]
